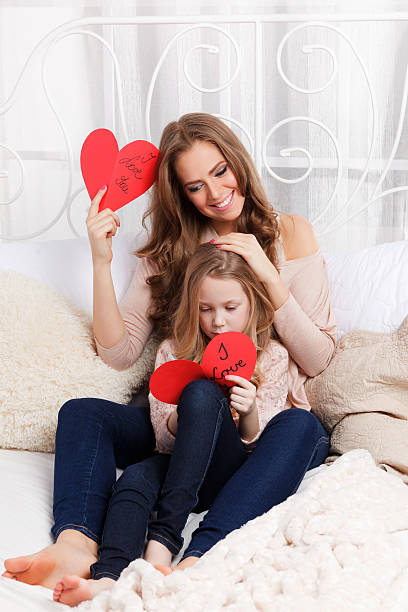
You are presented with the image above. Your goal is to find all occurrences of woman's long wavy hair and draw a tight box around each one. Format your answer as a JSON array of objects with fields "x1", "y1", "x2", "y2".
[
  {"x1": 136, "y1": 112, "x2": 280, "y2": 340},
  {"x1": 172, "y1": 243, "x2": 275, "y2": 388}
]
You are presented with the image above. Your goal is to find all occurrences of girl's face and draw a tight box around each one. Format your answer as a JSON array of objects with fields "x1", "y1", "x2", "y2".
[
  {"x1": 198, "y1": 275, "x2": 251, "y2": 339},
  {"x1": 174, "y1": 140, "x2": 245, "y2": 236}
]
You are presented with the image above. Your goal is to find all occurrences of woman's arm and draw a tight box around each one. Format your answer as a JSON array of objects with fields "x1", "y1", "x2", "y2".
[
  {"x1": 272, "y1": 214, "x2": 336, "y2": 377},
  {"x1": 94, "y1": 258, "x2": 154, "y2": 370},
  {"x1": 213, "y1": 214, "x2": 336, "y2": 377},
  {"x1": 87, "y1": 187, "x2": 154, "y2": 370},
  {"x1": 86, "y1": 186, "x2": 125, "y2": 349},
  {"x1": 92, "y1": 262, "x2": 125, "y2": 350}
]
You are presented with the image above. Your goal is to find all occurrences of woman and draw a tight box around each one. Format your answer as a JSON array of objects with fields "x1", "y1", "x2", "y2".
[{"x1": 3, "y1": 113, "x2": 335, "y2": 589}]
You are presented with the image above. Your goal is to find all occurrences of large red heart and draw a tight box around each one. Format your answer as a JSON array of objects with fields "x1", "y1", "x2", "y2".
[
  {"x1": 149, "y1": 360, "x2": 206, "y2": 405},
  {"x1": 201, "y1": 331, "x2": 257, "y2": 389},
  {"x1": 80, "y1": 128, "x2": 159, "y2": 212},
  {"x1": 149, "y1": 332, "x2": 257, "y2": 404}
]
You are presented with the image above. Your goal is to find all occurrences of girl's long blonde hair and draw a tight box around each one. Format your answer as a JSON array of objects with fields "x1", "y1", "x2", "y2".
[
  {"x1": 136, "y1": 112, "x2": 280, "y2": 340},
  {"x1": 172, "y1": 243, "x2": 275, "y2": 388}
]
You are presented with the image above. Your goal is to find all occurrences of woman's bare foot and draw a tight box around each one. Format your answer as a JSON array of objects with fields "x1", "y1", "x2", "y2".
[
  {"x1": 53, "y1": 575, "x2": 114, "y2": 607},
  {"x1": 2, "y1": 530, "x2": 98, "y2": 589},
  {"x1": 144, "y1": 540, "x2": 172, "y2": 566}
]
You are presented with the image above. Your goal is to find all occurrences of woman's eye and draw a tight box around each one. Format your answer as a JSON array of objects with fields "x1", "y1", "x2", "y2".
[
  {"x1": 188, "y1": 184, "x2": 202, "y2": 193},
  {"x1": 216, "y1": 165, "x2": 227, "y2": 177},
  {"x1": 199, "y1": 307, "x2": 210, "y2": 312},
  {"x1": 226, "y1": 306, "x2": 236, "y2": 311}
]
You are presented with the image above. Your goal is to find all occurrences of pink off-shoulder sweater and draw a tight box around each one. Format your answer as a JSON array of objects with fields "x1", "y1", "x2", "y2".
[
  {"x1": 150, "y1": 339, "x2": 288, "y2": 454},
  {"x1": 95, "y1": 224, "x2": 337, "y2": 411}
]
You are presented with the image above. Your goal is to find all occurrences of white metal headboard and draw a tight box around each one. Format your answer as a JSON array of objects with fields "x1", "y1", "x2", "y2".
[{"x1": 1, "y1": 11, "x2": 408, "y2": 250}]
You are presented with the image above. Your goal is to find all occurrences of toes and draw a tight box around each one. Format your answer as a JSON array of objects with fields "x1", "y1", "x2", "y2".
[
  {"x1": 53, "y1": 581, "x2": 64, "y2": 596},
  {"x1": 2, "y1": 571, "x2": 16, "y2": 579},
  {"x1": 154, "y1": 564, "x2": 175, "y2": 576},
  {"x1": 61, "y1": 574, "x2": 81, "y2": 589}
]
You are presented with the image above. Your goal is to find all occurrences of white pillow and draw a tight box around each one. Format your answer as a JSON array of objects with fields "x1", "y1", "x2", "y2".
[
  {"x1": 0, "y1": 270, "x2": 157, "y2": 452},
  {"x1": 323, "y1": 240, "x2": 408, "y2": 338},
  {"x1": 0, "y1": 231, "x2": 144, "y2": 315}
]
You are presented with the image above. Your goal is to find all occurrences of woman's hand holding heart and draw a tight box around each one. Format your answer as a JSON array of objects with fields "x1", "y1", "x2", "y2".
[{"x1": 86, "y1": 186, "x2": 121, "y2": 266}]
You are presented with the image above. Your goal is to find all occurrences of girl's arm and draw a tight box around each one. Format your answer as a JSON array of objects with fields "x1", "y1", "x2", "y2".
[
  {"x1": 238, "y1": 402, "x2": 259, "y2": 442},
  {"x1": 226, "y1": 376, "x2": 259, "y2": 442},
  {"x1": 149, "y1": 340, "x2": 178, "y2": 454},
  {"x1": 236, "y1": 342, "x2": 289, "y2": 447}
]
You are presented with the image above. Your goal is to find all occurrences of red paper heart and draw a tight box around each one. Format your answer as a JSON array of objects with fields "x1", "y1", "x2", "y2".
[
  {"x1": 149, "y1": 360, "x2": 206, "y2": 405},
  {"x1": 80, "y1": 129, "x2": 159, "y2": 212},
  {"x1": 149, "y1": 332, "x2": 257, "y2": 403},
  {"x1": 202, "y1": 332, "x2": 257, "y2": 388}
]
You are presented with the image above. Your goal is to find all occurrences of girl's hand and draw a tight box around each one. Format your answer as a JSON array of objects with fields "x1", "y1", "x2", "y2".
[
  {"x1": 86, "y1": 186, "x2": 121, "y2": 266},
  {"x1": 211, "y1": 233, "x2": 280, "y2": 285},
  {"x1": 225, "y1": 375, "x2": 257, "y2": 415}
]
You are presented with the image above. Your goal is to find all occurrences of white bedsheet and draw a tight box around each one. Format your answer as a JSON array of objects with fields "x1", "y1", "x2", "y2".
[{"x1": 0, "y1": 449, "x2": 328, "y2": 611}]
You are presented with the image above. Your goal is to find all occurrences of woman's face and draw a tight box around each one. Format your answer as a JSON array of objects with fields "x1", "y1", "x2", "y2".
[
  {"x1": 198, "y1": 275, "x2": 250, "y2": 339},
  {"x1": 174, "y1": 140, "x2": 245, "y2": 235}
]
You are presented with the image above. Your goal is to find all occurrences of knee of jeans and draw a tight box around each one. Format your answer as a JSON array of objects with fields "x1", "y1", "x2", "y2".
[
  {"x1": 57, "y1": 398, "x2": 113, "y2": 429},
  {"x1": 178, "y1": 379, "x2": 225, "y2": 419},
  {"x1": 265, "y1": 408, "x2": 328, "y2": 443},
  {"x1": 57, "y1": 398, "x2": 90, "y2": 426}
]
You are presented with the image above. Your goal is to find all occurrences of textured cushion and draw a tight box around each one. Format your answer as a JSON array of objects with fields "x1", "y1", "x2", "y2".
[
  {"x1": 305, "y1": 315, "x2": 408, "y2": 481},
  {"x1": 0, "y1": 271, "x2": 157, "y2": 452}
]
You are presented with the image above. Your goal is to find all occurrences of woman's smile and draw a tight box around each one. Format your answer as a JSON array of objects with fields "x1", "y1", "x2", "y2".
[{"x1": 211, "y1": 190, "x2": 235, "y2": 211}]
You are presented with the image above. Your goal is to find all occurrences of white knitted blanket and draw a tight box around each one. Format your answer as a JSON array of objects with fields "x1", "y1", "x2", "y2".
[{"x1": 77, "y1": 450, "x2": 408, "y2": 612}]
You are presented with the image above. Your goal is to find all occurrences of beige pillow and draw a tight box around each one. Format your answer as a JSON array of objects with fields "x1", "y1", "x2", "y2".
[
  {"x1": 0, "y1": 271, "x2": 157, "y2": 452},
  {"x1": 305, "y1": 315, "x2": 408, "y2": 482}
]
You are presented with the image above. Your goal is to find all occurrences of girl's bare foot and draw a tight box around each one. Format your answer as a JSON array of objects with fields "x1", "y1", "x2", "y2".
[
  {"x1": 176, "y1": 556, "x2": 199, "y2": 570},
  {"x1": 53, "y1": 575, "x2": 114, "y2": 607},
  {"x1": 2, "y1": 530, "x2": 98, "y2": 589},
  {"x1": 154, "y1": 564, "x2": 175, "y2": 576},
  {"x1": 155, "y1": 555, "x2": 199, "y2": 576},
  {"x1": 144, "y1": 540, "x2": 172, "y2": 566}
]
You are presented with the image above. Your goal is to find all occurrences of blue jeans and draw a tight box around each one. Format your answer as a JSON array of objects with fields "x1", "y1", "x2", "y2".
[
  {"x1": 51, "y1": 393, "x2": 155, "y2": 544},
  {"x1": 90, "y1": 379, "x2": 248, "y2": 579},
  {"x1": 182, "y1": 393, "x2": 330, "y2": 559},
  {"x1": 89, "y1": 379, "x2": 329, "y2": 579}
]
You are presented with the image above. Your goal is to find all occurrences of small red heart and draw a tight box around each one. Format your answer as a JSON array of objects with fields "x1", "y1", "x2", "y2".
[
  {"x1": 149, "y1": 332, "x2": 257, "y2": 403},
  {"x1": 149, "y1": 360, "x2": 206, "y2": 405},
  {"x1": 80, "y1": 129, "x2": 159, "y2": 212},
  {"x1": 202, "y1": 332, "x2": 257, "y2": 388}
]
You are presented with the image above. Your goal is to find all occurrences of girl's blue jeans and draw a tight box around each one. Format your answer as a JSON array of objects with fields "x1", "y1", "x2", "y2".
[{"x1": 52, "y1": 380, "x2": 329, "y2": 580}]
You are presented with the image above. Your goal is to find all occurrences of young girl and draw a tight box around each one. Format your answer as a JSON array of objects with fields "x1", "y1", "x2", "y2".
[{"x1": 52, "y1": 242, "x2": 289, "y2": 606}]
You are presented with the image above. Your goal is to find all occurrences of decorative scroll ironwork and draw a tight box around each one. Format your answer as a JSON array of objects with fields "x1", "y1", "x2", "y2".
[{"x1": 0, "y1": 14, "x2": 407, "y2": 242}]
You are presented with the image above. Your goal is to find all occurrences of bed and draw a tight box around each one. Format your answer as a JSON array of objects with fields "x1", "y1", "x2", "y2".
[{"x1": 1, "y1": 7, "x2": 408, "y2": 611}]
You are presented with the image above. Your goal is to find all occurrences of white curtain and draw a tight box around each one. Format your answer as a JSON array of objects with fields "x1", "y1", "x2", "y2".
[{"x1": 0, "y1": 0, "x2": 407, "y2": 253}]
